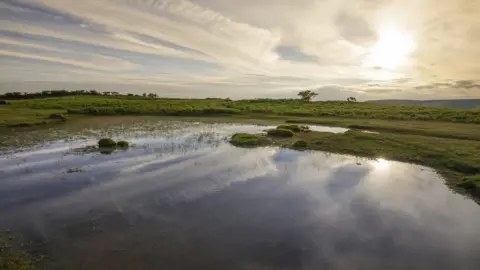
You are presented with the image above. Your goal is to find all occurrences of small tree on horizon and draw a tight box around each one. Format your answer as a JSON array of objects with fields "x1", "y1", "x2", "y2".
[{"x1": 297, "y1": 90, "x2": 318, "y2": 102}]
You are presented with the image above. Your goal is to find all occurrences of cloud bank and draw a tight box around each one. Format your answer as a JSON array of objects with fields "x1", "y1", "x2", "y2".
[{"x1": 0, "y1": 0, "x2": 479, "y2": 99}]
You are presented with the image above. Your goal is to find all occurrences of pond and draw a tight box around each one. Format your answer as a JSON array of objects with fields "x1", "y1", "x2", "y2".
[{"x1": 1, "y1": 117, "x2": 480, "y2": 270}]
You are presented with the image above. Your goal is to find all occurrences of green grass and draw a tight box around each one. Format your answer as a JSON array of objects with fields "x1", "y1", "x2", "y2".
[
  {"x1": 2, "y1": 96, "x2": 479, "y2": 124},
  {"x1": 285, "y1": 117, "x2": 480, "y2": 141},
  {"x1": 229, "y1": 129, "x2": 480, "y2": 200},
  {"x1": 457, "y1": 175, "x2": 480, "y2": 196},
  {"x1": 0, "y1": 107, "x2": 64, "y2": 127},
  {"x1": 1, "y1": 96, "x2": 479, "y2": 141},
  {"x1": 230, "y1": 133, "x2": 271, "y2": 147},
  {"x1": 277, "y1": 124, "x2": 302, "y2": 132},
  {"x1": 267, "y1": 128, "x2": 295, "y2": 137},
  {"x1": 292, "y1": 140, "x2": 308, "y2": 148}
]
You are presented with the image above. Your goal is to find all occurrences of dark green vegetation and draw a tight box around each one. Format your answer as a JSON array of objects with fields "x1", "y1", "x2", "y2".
[
  {"x1": 117, "y1": 140, "x2": 130, "y2": 148},
  {"x1": 98, "y1": 138, "x2": 117, "y2": 147},
  {"x1": 230, "y1": 133, "x2": 271, "y2": 147},
  {"x1": 231, "y1": 128, "x2": 480, "y2": 201},
  {"x1": 457, "y1": 175, "x2": 480, "y2": 196},
  {"x1": 66, "y1": 139, "x2": 132, "y2": 155},
  {"x1": 266, "y1": 124, "x2": 313, "y2": 137},
  {"x1": 96, "y1": 138, "x2": 131, "y2": 154},
  {"x1": 0, "y1": 89, "x2": 156, "y2": 99}
]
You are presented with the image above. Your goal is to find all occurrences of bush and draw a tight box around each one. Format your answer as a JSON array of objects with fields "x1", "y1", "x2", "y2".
[
  {"x1": 267, "y1": 128, "x2": 294, "y2": 137},
  {"x1": 117, "y1": 140, "x2": 130, "y2": 148},
  {"x1": 230, "y1": 133, "x2": 270, "y2": 147},
  {"x1": 292, "y1": 140, "x2": 308, "y2": 148},
  {"x1": 98, "y1": 138, "x2": 116, "y2": 147}
]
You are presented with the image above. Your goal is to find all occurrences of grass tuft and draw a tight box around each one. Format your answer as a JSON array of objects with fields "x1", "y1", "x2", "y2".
[
  {"x1": 98, "y1": 138, "x2": 116, "y2": 147},
  {"x1": 117, "y1": 140, "x2": 130, "y2": 148},
  {"x1": 292, "y1": 140, "x2": 308, "y2": 148},
  {"x1": 230, "y1": 133, "x2": 270, "y2": 147},
  {"x1": 267, "y1": 128, "x2": 294, "y2": 137}
]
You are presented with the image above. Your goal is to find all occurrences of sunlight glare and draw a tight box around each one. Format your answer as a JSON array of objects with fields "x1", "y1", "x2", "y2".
[
  {"x1": 373, "y1": 158, "x2": 390, "y2": 170},
  {"x1": 368, "y1": 28, "x2": 415, "y2": 69}
]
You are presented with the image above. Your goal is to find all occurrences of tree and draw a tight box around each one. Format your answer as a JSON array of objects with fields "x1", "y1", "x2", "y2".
[
  {"x1": 347, "y1": 97, "x2": 357, "y2": 102},
  {"x1": 297, "y1": 90, "x2": 318, "y2": 102}
]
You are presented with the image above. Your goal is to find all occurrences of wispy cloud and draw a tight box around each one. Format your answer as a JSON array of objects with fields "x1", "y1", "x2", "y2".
[{"x1": 0, "y1": 0, "x2": 478, "y2": 99}]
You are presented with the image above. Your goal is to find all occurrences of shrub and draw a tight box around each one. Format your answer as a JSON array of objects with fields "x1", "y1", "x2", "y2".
[
  {"x1": 117, "y1": 140, "x2": 130, "y2": 148},
  {"x1": 230, "y1": 133, "x2": 270, "y2": 147},
  {"x1": 98, "y1": 138, "x2": 116, "y2": 147},
  {"x1": 292, "y1": 140, "x2": 308, "y2": 148},
  {"x1": 267, "y1": 128, "x2": 294, "y2": 137}
]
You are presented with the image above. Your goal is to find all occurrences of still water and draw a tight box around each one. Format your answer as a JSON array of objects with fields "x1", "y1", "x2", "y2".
[{"x1": 1, "y1": 118, "x2": 479, "y2": 270}]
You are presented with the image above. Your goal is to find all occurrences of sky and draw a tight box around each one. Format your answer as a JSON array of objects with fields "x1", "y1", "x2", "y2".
[{"x1": 0, "y1": 0, "x2": 479, "y2": 100}]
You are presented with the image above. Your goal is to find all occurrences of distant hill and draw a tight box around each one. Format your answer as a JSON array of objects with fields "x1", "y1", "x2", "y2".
[{"x1": 366, "y1": 99, "x2": 480, "y2": 109}]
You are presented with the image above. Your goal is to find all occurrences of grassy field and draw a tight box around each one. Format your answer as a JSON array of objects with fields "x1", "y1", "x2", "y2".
[
  {"x1": 231, "y1": 125, "x2": 480, "y2": 200},
  {"x1": 2, "y1": 96, "x2": 479, "y2": 122},
  {"x1": 1, "y1": 96, "x2": 479, "y2": 140}
]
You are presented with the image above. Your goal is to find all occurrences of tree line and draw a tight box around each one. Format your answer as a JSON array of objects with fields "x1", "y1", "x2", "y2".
[
  {"x1": 0, "y1": 89, "x2": 356, "y2": 102},
  {"x1": 0, "y1": 90, "x2": 159, "y2": 100}
]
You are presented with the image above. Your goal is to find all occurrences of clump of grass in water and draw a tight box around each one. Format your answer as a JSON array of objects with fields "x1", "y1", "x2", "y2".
[
  {"x1": 98, "y1": 138, "x2": 117, "y2": 147},
  {"x1": 292, "y1": 140, "x2": 308, "y2": 148},
  {"x1": 230, "y1": 133, "x2": 270, "y2": 147},
  {"x1": 267, "y1": 128, "x2": 294, "y2": 137},
  {"x1": 116, "y1": 140, "x2": 129, "y2": 148}
]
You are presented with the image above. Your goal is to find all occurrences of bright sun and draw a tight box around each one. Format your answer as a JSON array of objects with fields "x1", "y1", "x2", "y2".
[{"x1": 368, "y1": 28, "x2": 415, "y2": 69}]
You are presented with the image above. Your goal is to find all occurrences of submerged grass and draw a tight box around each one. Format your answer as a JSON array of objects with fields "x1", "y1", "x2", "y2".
[{"x1": 0, "y1": 231, "x2": 35, "y2": 270}]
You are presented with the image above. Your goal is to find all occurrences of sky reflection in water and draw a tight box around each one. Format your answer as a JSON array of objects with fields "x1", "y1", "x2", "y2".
[{"x1": 0, "y1": 119, "x2": 479, "y2": 270}]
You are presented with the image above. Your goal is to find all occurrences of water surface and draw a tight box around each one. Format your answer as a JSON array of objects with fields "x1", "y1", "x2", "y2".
[{"x1": 1, "y1": 118, "x2": 479, "y2": 270}]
